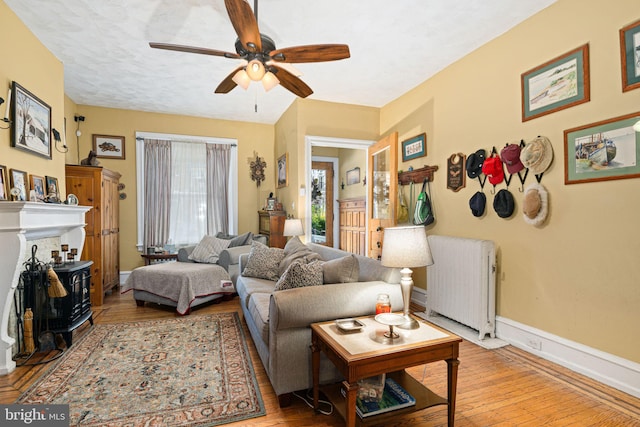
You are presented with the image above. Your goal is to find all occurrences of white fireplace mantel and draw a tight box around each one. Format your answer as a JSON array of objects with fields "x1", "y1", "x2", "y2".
[{"x1": 0, "y1": 202, "x2": 91, "y2": 374}]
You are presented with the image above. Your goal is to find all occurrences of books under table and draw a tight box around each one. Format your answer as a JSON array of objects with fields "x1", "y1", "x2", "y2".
[{"x1": 355, "y1": 377, "x2": 416, "y2": 418}]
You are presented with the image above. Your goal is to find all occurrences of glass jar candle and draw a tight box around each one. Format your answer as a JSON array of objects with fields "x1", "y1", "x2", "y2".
[{"x1": 376, "y1": 293, "x2": 391, "y2": 314}]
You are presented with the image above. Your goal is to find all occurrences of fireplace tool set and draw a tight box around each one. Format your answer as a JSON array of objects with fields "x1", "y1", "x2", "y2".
[{"x1": 12, "y1": 244, "x2": 69, "y2": 365}]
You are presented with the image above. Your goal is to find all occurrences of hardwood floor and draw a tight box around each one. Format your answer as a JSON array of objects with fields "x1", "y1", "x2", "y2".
[{"x1": 2, "y1": 290, "x2": 639, "y2": 426}]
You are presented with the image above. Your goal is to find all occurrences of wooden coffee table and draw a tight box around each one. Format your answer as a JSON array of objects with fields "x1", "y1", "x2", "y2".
[{"x1": 311, "y1": 314, "x2": 461, "y2": 427}]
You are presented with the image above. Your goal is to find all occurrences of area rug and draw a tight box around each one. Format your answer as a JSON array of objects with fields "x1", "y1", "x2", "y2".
[{"x1": 17, "y1": 312, "x2": 265, "y2": 426}]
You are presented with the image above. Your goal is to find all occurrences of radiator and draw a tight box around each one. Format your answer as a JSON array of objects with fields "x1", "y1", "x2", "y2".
[{"x1": 426, "y1": 235, "x2": 496, "y2": 340}]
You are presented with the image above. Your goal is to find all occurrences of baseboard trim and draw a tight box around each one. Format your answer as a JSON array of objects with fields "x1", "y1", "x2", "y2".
[
  {"x1": 411, "y1": 287, "x2": 427, "y2": 307},
  {"x1": 120, "y1": 271, "x2": 131, "y2": 285},
  {"x1": 496, "y1": 316, "x2": 640, "y2": 399}
]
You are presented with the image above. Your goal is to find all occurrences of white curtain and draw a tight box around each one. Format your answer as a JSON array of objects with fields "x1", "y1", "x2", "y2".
[{"x1": 169, "y1": 141, "x2": 208, "y2": 246}]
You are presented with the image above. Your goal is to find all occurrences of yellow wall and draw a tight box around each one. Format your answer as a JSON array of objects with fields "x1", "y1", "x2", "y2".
[
  {"x1": 72, "y1": 105, "x2": 274, "y2": 271},
  {"x1": 337, "y1": 148, "x2": 367, "y2": 200},
  {"x1": 380, "y1": 0, "x2": 640, "y2": 362},
  {"x1": 276, "y1": 98, "x2": 379, "y2": 221},
  {"x1": 0, "y1": 1, "x2": 66, "y2": 195}
]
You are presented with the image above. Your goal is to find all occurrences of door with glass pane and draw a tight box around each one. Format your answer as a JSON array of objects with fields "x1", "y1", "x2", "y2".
[
  {"x1": 368, "y1": 133, "x2": 398, "y2": 259},
  {"x1": 311, "y1": 161, "x2": 334, "y2": 247}
]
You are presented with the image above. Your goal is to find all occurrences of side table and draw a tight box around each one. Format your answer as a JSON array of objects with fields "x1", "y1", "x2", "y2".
[
  {"x1": 141, "y1": 253, "x2": 178, "y2": 266},
  {"x1": 311, "y1": 314, "x2": 461, "y2": 427}
]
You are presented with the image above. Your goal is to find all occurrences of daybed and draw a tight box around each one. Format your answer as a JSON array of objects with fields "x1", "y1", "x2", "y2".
[
  {"x1": 123, "y1": 232, "x2": 266, "y2": 314},
  {"x1": 235, "y1": 238, "x2": 403, "y2": 406}
]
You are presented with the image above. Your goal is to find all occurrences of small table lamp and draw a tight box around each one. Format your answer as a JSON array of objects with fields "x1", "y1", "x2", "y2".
[
  {"x1": 283, "y1": 218, "x2": 304, "y2": 239},
  {"x1": 381, "y1": 225, "x2": 434, "y2": 329}
]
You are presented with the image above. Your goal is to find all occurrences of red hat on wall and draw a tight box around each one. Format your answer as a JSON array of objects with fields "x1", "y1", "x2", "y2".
[{"x1": 481, "y1": 156, "x2": 504, "y2": 185}]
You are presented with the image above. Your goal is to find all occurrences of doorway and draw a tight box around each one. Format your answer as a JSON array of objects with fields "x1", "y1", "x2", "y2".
[
  {"x1": 311, "y1": 160, "x2": 334, "y2": 247},
  {"x1": 305, "y1": 136, "x2": 375, "y2": 249}
]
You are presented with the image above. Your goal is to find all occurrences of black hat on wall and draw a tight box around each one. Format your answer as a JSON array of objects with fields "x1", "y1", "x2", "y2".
[{"x1": 466, "y1": 149, "x2": 486, "y2": 179}]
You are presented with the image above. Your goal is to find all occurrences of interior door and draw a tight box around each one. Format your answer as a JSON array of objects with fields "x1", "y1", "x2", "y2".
[
  {"x1": 368, "y1": 132, "x2": 398, "y2": 259},
  {"x1": 311, "y1": 161, "x2": 334, "y2": 247}
]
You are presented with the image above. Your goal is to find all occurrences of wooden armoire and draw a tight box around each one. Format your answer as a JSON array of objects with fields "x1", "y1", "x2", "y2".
[
  {"x1": 338, "y1": 197, "x2": 366, "y2": 256},
  {"x1": 65, "y1": 165, "x2": 121, "y2": 306}
]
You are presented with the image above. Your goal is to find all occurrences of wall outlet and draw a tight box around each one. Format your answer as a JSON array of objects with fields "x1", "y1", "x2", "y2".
[{"x1": 526, "y1": 338, "x2": 542, "y2": 351}]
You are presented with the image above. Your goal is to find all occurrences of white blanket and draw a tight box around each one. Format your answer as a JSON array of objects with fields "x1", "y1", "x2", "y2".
[{"x1": 122, "y1": 262, "x2": 232, "y2": 314}]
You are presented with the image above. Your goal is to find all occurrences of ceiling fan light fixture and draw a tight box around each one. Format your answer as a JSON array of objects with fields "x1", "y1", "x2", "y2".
[
  {"x1": 246, "y1": 59, "x2": 266, "y2": 81},
  {"x1": 232, "y1": 69, "x2": 251, "y2": 90},
  {"x1": 262, "y1": 71, "x2": 280, "y2": 92}
]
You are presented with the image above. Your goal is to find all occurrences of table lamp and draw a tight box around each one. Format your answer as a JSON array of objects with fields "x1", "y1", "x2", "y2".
[
  {"x1": 283, "y1": 218, "x2": 304, "y2": 239},
  {"x1": 381, "y1": 225, "x2": 434, "y2": 329}
]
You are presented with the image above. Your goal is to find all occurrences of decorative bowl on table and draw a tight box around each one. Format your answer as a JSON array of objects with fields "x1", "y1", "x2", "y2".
[{"x1": 335, "y1": 318, "x2": 365, "y2": 332}]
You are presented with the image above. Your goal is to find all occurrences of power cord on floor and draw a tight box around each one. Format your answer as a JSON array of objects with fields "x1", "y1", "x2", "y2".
[{"x1": 293, "y1": 389, "x2": 334, "y2": 415}]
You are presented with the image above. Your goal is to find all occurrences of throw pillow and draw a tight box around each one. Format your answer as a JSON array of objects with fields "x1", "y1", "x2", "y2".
[
  {"x1": 274, "y1": 260, "x2": 324, "y2": 291},
  {"x1": 322, "y1": 254, "x2": 360, "y2": 284},
  {"x1": 242, "y1": 241, "x2": 285, "y2": 281},
  {"x1": 229, "y1": 231, "x2": 253, "y2": 247},
  {"x1": 278, "y1": 236, "x2": 322, "y2": 276},
  {"x1": 188, "y1": 235, "x2": 231, "y2": 264}
]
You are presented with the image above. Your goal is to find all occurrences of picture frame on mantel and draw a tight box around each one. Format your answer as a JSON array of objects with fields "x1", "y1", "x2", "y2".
[
  {"x1": 0, "y1": 165, "x2": 10, "y2": 201},
  {"x1": 521, "y1": 44, "x2": 590, "y2": 122},
  {"x1": 10, "y1": 81, "x2": 52, "y2": 159},
  {"x1": 620, "y1": 18, "x2": 640, "y2": 92},
  {"x1": 93, "y1": 134, "x2": 125, "y2": 159}
]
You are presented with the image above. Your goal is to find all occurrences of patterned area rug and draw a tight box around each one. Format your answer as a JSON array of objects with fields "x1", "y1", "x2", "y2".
[{"x1": 17, "y1": 312, "x2": 265, "y2": 426}]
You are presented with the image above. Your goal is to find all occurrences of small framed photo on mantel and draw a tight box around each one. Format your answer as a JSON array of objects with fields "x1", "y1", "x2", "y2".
[{"x1": 93, "y1": 134, "x2": 125, "y2": 159}]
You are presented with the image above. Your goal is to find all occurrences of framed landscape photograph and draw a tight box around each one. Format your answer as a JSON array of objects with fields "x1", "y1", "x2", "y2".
[
  {"x1": 93, "y1": 134, "x2": 125, "y2": 159},
  {"x1": 401, "y1": 133, "x2": 427, "y2": 162},
  {"x1": 521, "y1": 44, "x2": 590, "y2": 122},
  {"x1": 620, "y1": 18, "x2": 640, "y2": 92},
  {"x1": 0, "y1": 165, "x2": 9, "y2": 201},
  {"x1": 564, "y1": 111, "x2": 640, "y2": 185},
  {"x1": 277, "y1": 152, "x2": 288, "y2": 188},
  {"x1": 10, "y1": 81, "x2": 52, "y2": 159},
  {"x1": 10, "y1": 169, "x2": 28, "y2": 201},
  {"x1": 29, "y1": 174, "x2": 46, "y2": 202}
]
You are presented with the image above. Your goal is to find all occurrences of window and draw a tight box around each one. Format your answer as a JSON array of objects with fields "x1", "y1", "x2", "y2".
[{"x1": 135, "y1": 132, "x2": 238, "y2": 251}]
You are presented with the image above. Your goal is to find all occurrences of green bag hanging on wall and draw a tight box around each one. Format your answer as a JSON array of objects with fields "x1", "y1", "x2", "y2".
[{"x1": 413, "y1": 178, "x2": 434, "y2": 226}]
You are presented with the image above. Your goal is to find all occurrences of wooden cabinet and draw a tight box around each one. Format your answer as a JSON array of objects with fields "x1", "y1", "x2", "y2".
[
  {"x1": 338, "y1": 198, "x2": 366, "y2": 256},
  {"x1": 258, "y1": 210, "x2": 286, "y2": 248},
  {"x1": 65, "y1": 165, "x2": 121, "y2": 306}
]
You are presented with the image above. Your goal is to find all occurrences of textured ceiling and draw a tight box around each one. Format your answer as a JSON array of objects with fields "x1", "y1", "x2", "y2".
[{"x1": 5, "y1": 0, "x2": 556, "y2": 124}]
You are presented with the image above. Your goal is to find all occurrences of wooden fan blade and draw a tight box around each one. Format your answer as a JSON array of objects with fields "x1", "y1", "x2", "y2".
[
  {"x1": 224, "y1": 0, "x2": 262, "y2": 52},
  {"x1": 269, "y1": 44, "x2": 350, "y2": 63},
  {"x1": 149, "y1": 42, "x2": 240, "y2": 59},
  {"x1": 215, "y1": 66, "x2": 243, "y2": 94},
  {"x1": 271, "y1": 65, "x2": 313, "y2": 98}
]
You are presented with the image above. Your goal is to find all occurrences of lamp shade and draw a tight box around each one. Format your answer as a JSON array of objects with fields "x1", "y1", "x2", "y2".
[
  {"x1": 634, "y1": 119, "x2": 640, "y2": 132},
  {"x1": 381, "y1": 226, "x2": 433, "y2": 268},
  {"x1": 283, "y1": 218, "x2": 304, "y2": 237}
]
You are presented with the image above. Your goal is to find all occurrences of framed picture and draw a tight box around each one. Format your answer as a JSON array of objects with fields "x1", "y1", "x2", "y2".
[
  {"x1": 521, "y1": 44, "x2": 590, "y2": 122},
  {"x1": 0, "y1": 165, "x2": 9, "y2": 201},
  {"x1": 277, "y1": 152, "x2": 288, "y2": 188},
  {"x1": 29, "y1": 174, "x2": 46, "y2": 202},
  {"x1": 45, "y1": 175, "x2": 60, "y2": 202},
  {"x1": 346, "y1": 167, "x2": 361, "y2": 185},
  {"x1": 564, "y1": 111, "x2": 640, "y2": 185},
  {"x1": 10, "y1": 81, "x2": 52, "y2": 159},
  {"x1": 9, "y1": 169, "x2": 28, "y2": 201},
  {"x1": 620, "y1": 18, "x2": 640, "y2": 92},
  {"x1": 401, "y1": 133, "x2": 427, "y2": 162},
  {"x1": 93, "y1": 134, "x2": 125, "y2": 159}
]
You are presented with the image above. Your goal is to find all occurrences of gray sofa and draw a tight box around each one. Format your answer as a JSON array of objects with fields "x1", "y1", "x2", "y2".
[{"x1": 235, "y1": 241, "x2": 403, "y2": 406}]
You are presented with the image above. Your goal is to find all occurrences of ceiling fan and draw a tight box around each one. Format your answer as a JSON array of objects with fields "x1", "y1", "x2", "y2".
[{"x1": 149, "y1": 0, "x2": 350, "y2": 98}]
